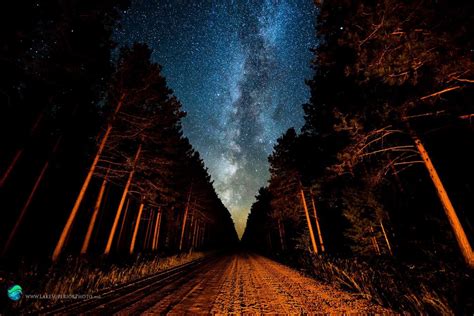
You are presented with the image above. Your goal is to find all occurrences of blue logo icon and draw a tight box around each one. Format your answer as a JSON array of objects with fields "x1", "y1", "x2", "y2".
[{"x1": 7, "y1": 284, "x2": 22, "y2": 301}]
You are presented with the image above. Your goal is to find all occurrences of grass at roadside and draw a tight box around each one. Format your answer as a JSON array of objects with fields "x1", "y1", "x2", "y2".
[
  {"x1": 273, "y1": 251, "x2": 473, "y2": 314},
  {"x1": 3, "y1": 251, "x2": 208, "y2": 313}
]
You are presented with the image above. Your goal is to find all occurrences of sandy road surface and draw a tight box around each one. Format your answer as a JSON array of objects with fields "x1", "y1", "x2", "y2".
[{"x1": 116, "y1": 252, "x2": 390, "y2": 314}]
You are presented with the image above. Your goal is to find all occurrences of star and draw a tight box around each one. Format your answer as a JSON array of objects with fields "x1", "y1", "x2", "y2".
[{"x1": 114, "y1": 0, "x2": 317, "y2": 237}]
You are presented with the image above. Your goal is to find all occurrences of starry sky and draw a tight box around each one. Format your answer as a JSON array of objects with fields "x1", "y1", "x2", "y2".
[{"x1": 114, "y1": 0, "x2": 317, "y2": 236}]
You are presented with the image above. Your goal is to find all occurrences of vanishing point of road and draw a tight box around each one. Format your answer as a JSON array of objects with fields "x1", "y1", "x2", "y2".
[{"x1": 113, "y1": 253, "x2": 389, "y2": 314}]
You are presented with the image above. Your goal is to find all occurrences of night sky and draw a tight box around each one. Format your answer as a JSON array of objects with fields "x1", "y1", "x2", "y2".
[{"x1": 114, "y1": 0, "x2": 317, "y2": 236}]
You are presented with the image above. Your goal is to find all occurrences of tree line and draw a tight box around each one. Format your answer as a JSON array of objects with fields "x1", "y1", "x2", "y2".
[
  {"x1": 0, "y1": 1, "x2": 237, "y2": 262},
  {"x1": 243, "y1": 0, "x2": 474, "y2": 268}
]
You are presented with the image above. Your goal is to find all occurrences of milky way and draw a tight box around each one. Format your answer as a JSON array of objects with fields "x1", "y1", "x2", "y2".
[{"x1": 114, "y1": 0, "x2": 317, "y2": 236}]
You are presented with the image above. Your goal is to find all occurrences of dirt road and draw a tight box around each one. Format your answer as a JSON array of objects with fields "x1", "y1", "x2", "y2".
[{"x1": 116, "y1": 253, "x2": 389, "y2": 314}]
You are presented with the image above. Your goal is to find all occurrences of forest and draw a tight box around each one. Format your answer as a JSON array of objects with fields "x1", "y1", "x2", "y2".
[
  {"x1": 242, "y1": 0, "x2": 474, "y2": 313},
  {"x1": 1, "y1": 0, "x2": 473, "y2": 314},
  {"x1": 0, "y1": 3, "x2": 237, "y2": 311}
]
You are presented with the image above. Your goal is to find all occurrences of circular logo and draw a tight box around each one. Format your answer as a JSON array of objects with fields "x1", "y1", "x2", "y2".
[{"x1": 7, "y1": 284, "x2": 22, "y2": 301}]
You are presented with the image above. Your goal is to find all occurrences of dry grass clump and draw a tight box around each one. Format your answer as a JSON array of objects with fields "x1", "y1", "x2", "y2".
[
  {"x1": 20, "y1": 251, "x2": 207, "y2": 311},
  {"x1": 302, "y1": 254, "x2": 469, "y2": 314}
]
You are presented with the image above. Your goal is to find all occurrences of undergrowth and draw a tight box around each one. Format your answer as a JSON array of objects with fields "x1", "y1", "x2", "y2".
[
  {"x1": 3, "y1": 251, "x2": 207, "y2": 313},
  {"x1": 291, "y1": 252, "x2": 473, "y2": 315}
]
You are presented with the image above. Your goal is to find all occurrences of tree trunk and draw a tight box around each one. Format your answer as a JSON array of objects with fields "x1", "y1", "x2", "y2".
[
  {"x1": 53, "y1": 93, "x2": 126, "y2": 261},
  {"x1": 2, "y1": 137, "x2": 62, "y2": 255},
  {"x1": 380, "y1": 220, "x2": 393, "y2": 256},
  {"x1": 0, "y1": 150, "x2": 24, "y2": 188},
  {"x1": 191, "y1": 218, "x2": 199, "y2": 250},
  {"x1": 188, "y1": 209, "x2": 195, "y2": 246},
  {"x1": 179, "y1": 187, "x2": 193, "y2": 251},
  {"x1": 81, "y1": 168, "x2": 109, "y2": 254},
  {"x1": 194, "y1": 222, "x2": 201, "y2": 250},
  {"x1": 144, "y1": 209, "x2": 154, "y2": 249},
  {"x1": 370, "y1": 226, "x2": 381, "y2": 255},
  {"x1": 300, "y1": 188, "x2": 318, "y2": 254},
  {"x1": 0, "y1": 112, "x2": 43, "y2": 188},
  {"x1": 186, "y1": 210, "x2": 194, "y2": 252},
  {"x1": 310, "y1": 194, "x2": 325, "y2": 252},
  {"x1": 116, "y1": 198, "x2": 131, "y2": 250},
  {"x1": 413, "y1": 134, "x2": 474, "y2": 267},
  {"x1": 104, "y1": 143, "x2": 141, "y2": 255},
  {"x1": 130, "y1": 203, "x2": 144, "y2": 254},
  {"x1": 152, "y1": 208, "x2": 162, "y2": 251}
]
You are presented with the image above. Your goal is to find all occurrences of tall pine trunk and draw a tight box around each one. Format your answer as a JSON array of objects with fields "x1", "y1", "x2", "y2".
[
  {"x1": 380, "y1": 220, "x2": 393, "y2": 256},
  {"x1": 2, "y1": 137, "x2": 62, "y2": 255},
  {"x1": 152, "y1": 208, "x2": 162, "y2": 251},
  {"x1": 179, "y1": 187, "x2": 193, "y2": 251},
  {"x1": 186, "y1": 209, "x2": 194, "y2": 252},
  {"x1": 300, "y1": 188, "x2": 318, "y2": 254},
  {"x1": 310, "y1": 194, "x2": 325, "y2": 252},
  {"x1": 0, "y1": 112, "x2": 43, "y2": 188},
  {"x1": 104, "y1": 143, "x2": 141, "y2": 255},
  {"x1": 370, "y1": 226, "x2": 381, "y2": 255},
  {"x1": 116, "y1": 198, "x2": 131, "y2": 250},
  {"x1": 130, "y1": 203, "x2": 144, "y2": 254},
  {"x1": 0, "y1": 150, "x2": 24, "y2": 188},
  {"x1": 81, "y1": 168, "x2": 109, "y2": 254},
  {"x1": 53, "y1": 94, "x2": 126, "y2": 261},
  {"x1": 194, "y1": 223, "x2": 201, "y2": 250},
  {"x1": 191, "y1": 218, "x2": 199, "y2": 250},
  {"x1": 144, "y1": 209, "x2": 154, "y2": 249},
  {"x1": 413, "y1": 134, "x2": 474, "y2": 267}
]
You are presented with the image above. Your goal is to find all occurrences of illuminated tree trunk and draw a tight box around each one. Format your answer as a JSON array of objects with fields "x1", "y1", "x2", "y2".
[
  {"x1": 191, "y1": 218, "x2": 199, "y2": 250},
  {"x1": 179, "y1": 188, "x2": 193, "y2": 251},
  {"x1": 144, "y1": 209, "x2": 154, "y2": 249},
  {"x1": 130, "y1": 203, "x2": 144, "y2": 254},
  {"x1": 81, "y1": 168, "x2": 110, "y2": 254},
  {"x1": 195, "y1": 220, "x2": 202, "y2": 249},
  {"x1": 194, "y1": 222, "x2": 201, "y2": 249},
  {"x1": 191, "y1": 219, "x2": 196, "y2": 249},
  {"x1": 104, "y1": 143, "x2": 141, "y2": 255},
  {"x1": 310, "y1": 194, "x2": 325, "y2": 252},
  {"x1": 0, "y1": 150, "x2": 24, "y2": 188},
  {"x1": 413, "y1": 135, "x2": 474, "y2": 267},
  {"x1": 152, "y1": 208, "x2": 162, "y2": 251},
  {"x1": 0, "y1": 112, "x2": 43, "y2": 188},
  {"x1": 53, "y1": 94, "x2": 126, "y2": 261},
  {"x1": 300, "y1": 189, "x2": 318, "y2": 254},
  {"x1": 2, "y1": 137, "x2": 62, "y2": 255},
  {"x1": 186, "y1": 209, "x2": 195, "y2": 251},
  {"x1": 380, "y1": 220, "x2": 393, "y2": 256},
  {"x1": 116, "y1": 198, "x2": 131, "y2": 250},
  {"x1": 370, "y1": 226, "x2": 381, "y2": 255}
]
